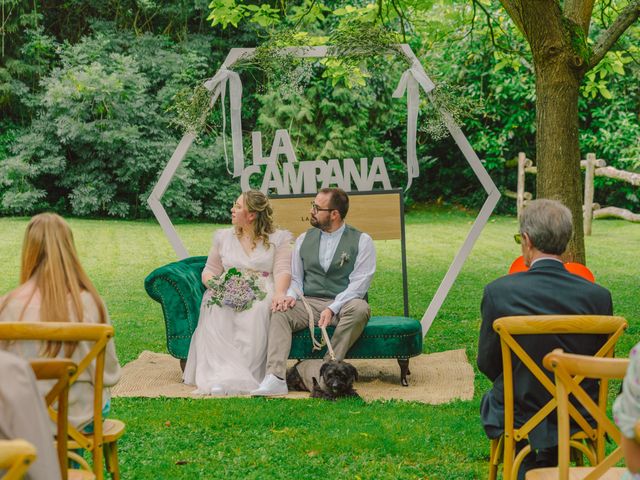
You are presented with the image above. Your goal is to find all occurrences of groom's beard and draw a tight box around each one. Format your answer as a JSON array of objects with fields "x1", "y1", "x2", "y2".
[{"x1": 310, "y1": 214, "x2": 331, "y2": 231}]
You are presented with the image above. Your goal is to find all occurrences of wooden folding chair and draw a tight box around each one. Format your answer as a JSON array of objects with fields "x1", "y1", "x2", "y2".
[
  {"x1": 30, "y1": 358, "x2": 95, "y2": 480},
  {"x1": 488, "y1": 315, "x2": 627, "y2": 480},
  {"x1": 0, "y1": 323, "x2": 125, "y2": 480},
  {"x1": 526, "y1": 350, "x2": 631, "y2": 479},
  {"x1": 0, "y1": 440, "x2": 36, "y2": 480}
]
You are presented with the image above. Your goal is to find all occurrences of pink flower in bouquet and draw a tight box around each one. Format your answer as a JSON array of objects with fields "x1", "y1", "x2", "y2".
[{"x1": 222, "y1": 276, "x2": 257, "y2": 311}]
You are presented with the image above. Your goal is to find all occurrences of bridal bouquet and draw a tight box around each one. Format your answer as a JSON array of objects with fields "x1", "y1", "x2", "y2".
[{"x1": 206, "y1": 268, "x2": 267, "y2": 312}]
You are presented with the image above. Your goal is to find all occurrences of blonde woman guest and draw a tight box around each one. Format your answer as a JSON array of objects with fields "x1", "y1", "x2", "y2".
[
  {"x1": 613, "y1": 342, "x2": 640, "y2": 478},
  {"x1": 0, "y1": 213, "x2": 121, "y2": 431},
  {"x1": 183, "y1": 190, "x2": 292, "y2": 396}
]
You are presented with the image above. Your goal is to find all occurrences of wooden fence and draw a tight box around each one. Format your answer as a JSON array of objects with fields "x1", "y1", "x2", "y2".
[{"x1": 505, "y1": 152, "x2": 640, "y2": 235}]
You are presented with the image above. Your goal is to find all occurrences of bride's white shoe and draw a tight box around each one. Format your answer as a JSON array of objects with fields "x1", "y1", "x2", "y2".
[{"x1": 209, "y1": 385, "x2": 226, "y2": 396}]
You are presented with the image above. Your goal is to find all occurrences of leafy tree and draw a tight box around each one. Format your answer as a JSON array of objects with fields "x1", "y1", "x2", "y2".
[
  {"x1": 1, "y1": 0, "x2": 636, "y2": 227},
  {"x1": 206, "y1": 0, "x2": 639, "y2": 261},
  {"x1": 0, "y1": 25, "x2": 239, "y2": 221},
  {"x1": 487, "y1": 0, "x2": 640, "y2": 262}
]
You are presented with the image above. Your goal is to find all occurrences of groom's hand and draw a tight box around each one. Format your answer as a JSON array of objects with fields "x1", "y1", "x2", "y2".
[
  {"x1": 318, "y1": 308, "x2": 334, "y2": 328},
  {"x1": 272, "y1": 295, "x2": 296, "y2": 312},
  {"x1": 283, "y1": 296, "x2": 296, "y2": 309}
]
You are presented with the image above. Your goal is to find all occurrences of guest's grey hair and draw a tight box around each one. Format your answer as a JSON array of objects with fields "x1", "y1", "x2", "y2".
[{"x1": 520, "y1": 199, "x2": 573, "y2": 255}]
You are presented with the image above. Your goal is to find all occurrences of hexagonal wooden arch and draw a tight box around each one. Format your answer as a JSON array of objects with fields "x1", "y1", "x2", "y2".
[{"x1": 148, "y1": 45, "x2": 501, "y2": 336}]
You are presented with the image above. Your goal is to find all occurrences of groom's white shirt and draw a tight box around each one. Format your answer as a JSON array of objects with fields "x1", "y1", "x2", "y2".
[{"x1": 286, "y1": 223, "x2": 376, "y2": 314}]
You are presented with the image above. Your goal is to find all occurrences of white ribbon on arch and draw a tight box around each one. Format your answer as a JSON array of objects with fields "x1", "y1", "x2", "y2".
[
  {"x1": 392, "y1": 64, "x2": 435, "y2": 190},
  {"x1": 203, "y1": 66, "x2": 245, "y2": 178}
]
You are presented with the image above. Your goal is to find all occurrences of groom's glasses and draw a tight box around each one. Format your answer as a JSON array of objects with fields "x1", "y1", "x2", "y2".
[{"x1": 311, "y1": 202, "x2": 335, "y2": 213}]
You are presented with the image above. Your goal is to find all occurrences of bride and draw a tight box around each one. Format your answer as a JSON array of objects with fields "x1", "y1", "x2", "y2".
[{"x1": 183, "y1": 190, "x2": 292, "y2": 395}]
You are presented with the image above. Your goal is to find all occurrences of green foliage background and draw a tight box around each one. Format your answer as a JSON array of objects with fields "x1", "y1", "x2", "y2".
[{"x1": 0, "y1": 1, "x2": 638, "y2": 220}]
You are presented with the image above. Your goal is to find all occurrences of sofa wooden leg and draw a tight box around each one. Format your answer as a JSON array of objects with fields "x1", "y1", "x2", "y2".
[
  {"x1": 180, "y1": 359, "x2": 187, "y2": 372},
  {"x1": 398, "y1": 359, "x2": 410, "y2": 386}
]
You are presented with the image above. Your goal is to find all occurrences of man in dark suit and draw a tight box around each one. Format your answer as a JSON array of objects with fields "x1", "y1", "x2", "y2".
[{"x1": 477, "y1": 199, "x2": 613, "y2": 477}]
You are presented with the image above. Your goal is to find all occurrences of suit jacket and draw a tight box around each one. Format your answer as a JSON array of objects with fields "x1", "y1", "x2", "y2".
[{"x1": 477, "y1": 258, "x2": 613, "y2": 449}]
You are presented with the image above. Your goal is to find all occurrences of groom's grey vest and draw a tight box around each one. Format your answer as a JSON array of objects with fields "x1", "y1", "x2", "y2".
[{"x1": 299, "y1": 224, "x2": 361, "y2": 299}]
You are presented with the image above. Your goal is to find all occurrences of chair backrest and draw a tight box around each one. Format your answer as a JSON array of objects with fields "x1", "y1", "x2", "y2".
[
  {"x1": 543, "y1": 349, "x2": 630, "y2": 479},
  {"x1": 0, "y1": 439, "x2": 37, "y2": 480},
  {"x1": 493, "y1": 315, "x2": 627, "y2": 479},
  {"x1": 29, "y1": 358, "x2": 77, "y2": 480},
  {"x1": 0, "y1": 322, "x2": 114, "y2": 480}
]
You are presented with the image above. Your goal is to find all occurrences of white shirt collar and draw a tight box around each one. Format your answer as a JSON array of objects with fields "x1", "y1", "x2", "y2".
[
  {"x1": 320, "y1": 223, "x2": 345, "y2": 238},
  {"x1": 530, "y1": 256, "x2": 563, "y2": 267}
]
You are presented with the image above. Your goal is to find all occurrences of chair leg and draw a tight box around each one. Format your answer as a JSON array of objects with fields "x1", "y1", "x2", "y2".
[
  {"x1": 489, "y1": 436, "x2": 502, "y2": 480},
  {"x1": 397, "y1": 359, "x2": 410, "y2": 386},
  {"x1": 512, "y1": 443, "x2": 532, "y2": 480},
  {"x1": 503, "y1": 435, "x2": 515, "y2": 480},
  {"x1": 570, "y1": 444, "x2": 583, "y2": 466},
  {"x1": 488, "y1": 462, "x2": 498, "y2": 480},
  {"x1": 104, "y1": 441, "x2": 120, "y2": 480}
]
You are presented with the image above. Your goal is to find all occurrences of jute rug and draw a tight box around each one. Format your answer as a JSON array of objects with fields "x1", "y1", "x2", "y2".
[{"x1": 112, "y1": 349, "x2": 474, "y2": 404}]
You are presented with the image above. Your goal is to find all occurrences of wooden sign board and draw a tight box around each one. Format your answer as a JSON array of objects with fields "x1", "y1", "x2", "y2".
[{"x1": 270, "y1": 191, "x2": 403, "y2": 240}]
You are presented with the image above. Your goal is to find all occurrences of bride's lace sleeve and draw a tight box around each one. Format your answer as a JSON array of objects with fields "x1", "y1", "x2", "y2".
[
  {"x1": 202, "y1": 230, "x2": 225, "y2": 283},
  {"x1": 272, "y1": 229, "x2": 293, "y2": 279}
]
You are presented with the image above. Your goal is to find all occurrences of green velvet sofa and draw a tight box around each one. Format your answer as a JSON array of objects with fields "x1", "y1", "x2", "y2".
[{"x1": 144, "y1": 256, "x2": 423, "y2": 385}]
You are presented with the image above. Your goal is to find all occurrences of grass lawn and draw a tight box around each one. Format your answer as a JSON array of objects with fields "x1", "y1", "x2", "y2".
[{"x1": 0, "y1": 208, "x2": 638, "y2": 479}]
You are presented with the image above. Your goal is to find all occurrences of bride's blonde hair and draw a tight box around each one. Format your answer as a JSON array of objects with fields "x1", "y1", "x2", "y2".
[
  {"x1": 0, "y1": 213, "x2": 106, "y2": 357},
  {"x1": 236, "y1": 190, "x2": 275, "y2": 249}
]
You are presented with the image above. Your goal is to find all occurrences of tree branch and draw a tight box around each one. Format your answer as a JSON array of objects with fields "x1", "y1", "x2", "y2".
[
  {"x1": 589, "y1": 0, "x2": 640, "y2": 69},
  {"x1": 498, "y1": 0, "x2": 527, "y2": 35},
  {"x1": 472, "y1": 0, "x2": 497, "y2": 47},
  {"x1": 565, "y1": 0, "x2": 595, "y2": 34},
  {"x1": 471, "y1": 0, "x2": 529, "y2": 58},
  {"x1": 390, "y1": 0, "x2": 407, "y2": 42},
  {"x1": 293, "y1": 0, "x2": 317, "y2": 29}
]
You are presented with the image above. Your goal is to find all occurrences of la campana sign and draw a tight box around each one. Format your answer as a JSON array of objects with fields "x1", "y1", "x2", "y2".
[{"x1": 242, "y1": 129, "x2": 391, "y2": 194}]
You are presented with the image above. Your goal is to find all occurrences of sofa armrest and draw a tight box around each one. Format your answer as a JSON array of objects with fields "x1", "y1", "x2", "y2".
[{"x1": 144, "y1": 256, "x2": 207, "y2": 359}]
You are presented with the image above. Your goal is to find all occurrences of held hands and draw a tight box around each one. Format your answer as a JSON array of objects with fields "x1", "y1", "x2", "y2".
[
  {"x1": 271, "y1": 295, "x2": 296, "y2": 312},
  {"x1": 318, "y1": 307, "x2": 335, "y2": 328}
]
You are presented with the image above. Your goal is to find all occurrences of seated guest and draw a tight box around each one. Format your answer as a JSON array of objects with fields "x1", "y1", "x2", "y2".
[
  {"x1": 0, "y1": 213, "x2": 121, "y2": 430},
  {"x1": 0, "y1": 350, "x2": 61, "y2": 480},
  {"x1": 477, "y1": 199, "x2": 613, "y2": 478},
  {"x1": 613, "y1": 342, "x2": 640, "y2": 477}
]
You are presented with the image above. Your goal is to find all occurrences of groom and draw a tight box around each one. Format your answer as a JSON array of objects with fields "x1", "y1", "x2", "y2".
[{"x1": 251, "y1": 187, "x2": 376, "y2": 396}]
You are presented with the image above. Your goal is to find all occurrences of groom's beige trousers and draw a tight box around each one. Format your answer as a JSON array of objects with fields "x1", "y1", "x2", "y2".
[{"x1": 266, "y1": 297, "x2": 370, "y2": 379}]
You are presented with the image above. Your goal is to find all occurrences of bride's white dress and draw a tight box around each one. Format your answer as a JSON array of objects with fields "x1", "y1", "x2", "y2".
[{"x1": 183, "y1": 228, "x2": 292, "y2": 395}]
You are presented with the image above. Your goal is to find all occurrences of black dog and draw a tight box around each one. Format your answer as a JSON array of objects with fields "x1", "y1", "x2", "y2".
[
  {"x1": 311, "y1": 360, "x2": 360, "y2": 400},
  {"x1": 287, "y1": 360, "x2": 360, "y2": 400}
]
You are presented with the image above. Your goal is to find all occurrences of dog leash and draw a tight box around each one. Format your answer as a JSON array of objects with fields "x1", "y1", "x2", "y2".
[
  {"x1": 320, "y1": 326, "x2": 336, "y2": 361},
  {"x1": 293, "y1": 288, "x2": 336, "y2": 361}
]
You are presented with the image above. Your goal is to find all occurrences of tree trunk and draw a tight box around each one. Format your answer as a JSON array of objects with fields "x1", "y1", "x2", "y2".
[
  {"x1": 534, "y1": 53, "x2": 586, "y2": 263},
  {"x1": 497, "y1": 0, "x2": 640, "y2": 264}
]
